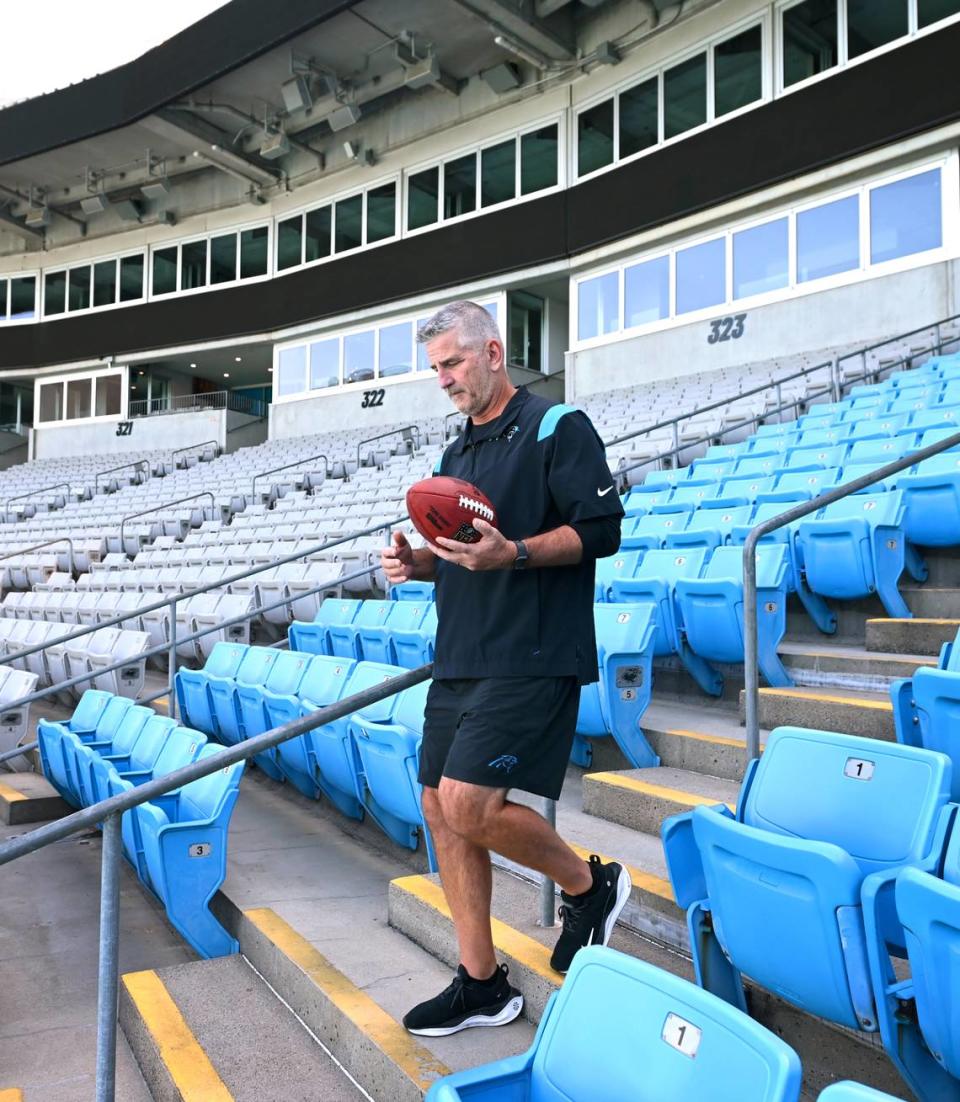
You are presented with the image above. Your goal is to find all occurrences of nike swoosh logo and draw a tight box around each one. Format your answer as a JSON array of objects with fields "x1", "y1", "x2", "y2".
[{"x1": 597, "y1": 485, "x2": 614, "y2": 497}]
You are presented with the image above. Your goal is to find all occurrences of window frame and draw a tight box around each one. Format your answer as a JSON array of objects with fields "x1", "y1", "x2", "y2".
[
  {"x1": 32, "y1": 366, "x2": 128, "y2": 427},
  {"x1": 0, "y1": 271, "x2": 38, "y2": 326}
]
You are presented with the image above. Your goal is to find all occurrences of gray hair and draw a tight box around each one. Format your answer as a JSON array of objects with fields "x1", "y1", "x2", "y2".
[{"x1": 416, "y1": 300, "x2": 500, "y2": 352}]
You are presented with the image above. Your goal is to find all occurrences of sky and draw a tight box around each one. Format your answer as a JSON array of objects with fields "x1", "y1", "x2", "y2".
[{"x1": 0, "y1": 0, "x2": 232, "y2": 108}]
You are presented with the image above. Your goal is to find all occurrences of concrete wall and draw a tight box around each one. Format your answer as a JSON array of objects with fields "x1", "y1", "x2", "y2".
[
  {"x1": 225, "y1": 410, "x2": 269, "y2": 452},
  {"x1": 0, "y1": 432, "x2": 28, "y2": 470},
  {"x1": 567, "y1": 261, "x2": 960, "y2": 399},
  {"x1": 32, "y1": 408, "x2": 226, "y2": 460}
]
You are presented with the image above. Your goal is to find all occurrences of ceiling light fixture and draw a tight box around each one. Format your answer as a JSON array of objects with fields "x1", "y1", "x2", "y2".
[
  {"x1": 235, "y1": 356, "x2": 242, "y2": 363},
  {"x1": 141, "y1": 177, "x2": 171, "y2": 201},
  {"x1": 190, "y1": 362, "x2": 197, "y2": 368},
  {"x1": 223, "y1": 372, "x2": 230, "y2": 378}
]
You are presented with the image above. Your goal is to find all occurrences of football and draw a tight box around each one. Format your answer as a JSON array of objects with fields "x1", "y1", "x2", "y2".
[{"x1": 406, "y1": 476, "x2": 498, "y2": 545}]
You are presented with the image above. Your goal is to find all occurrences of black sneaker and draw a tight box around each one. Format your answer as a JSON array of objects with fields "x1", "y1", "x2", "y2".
[
  {"x1": 403, "y1": 963, "x2": 523, "y2": 1036},
  {"x1": 549, "y1": 854, "x2": 631, "y2": 974}
]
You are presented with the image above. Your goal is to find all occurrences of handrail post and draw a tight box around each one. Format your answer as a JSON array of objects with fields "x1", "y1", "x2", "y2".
[
  {"x1": 831, "y1": 356, "x2": 841, "y2": 402},
  {"x1": 167, "y1": 598, "x2": 178, "y2": 719},
  {"x1": 95, "y1": 812, "x2": 122, "y2": 1102},
  {"x1": 742, "y1": 531, "x2": 761, "y2": 766}
]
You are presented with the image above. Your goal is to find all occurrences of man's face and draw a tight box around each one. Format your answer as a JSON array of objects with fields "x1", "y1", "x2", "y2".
[{"x1": 426, "y1": 329, "x2": 500, "y2": 418}]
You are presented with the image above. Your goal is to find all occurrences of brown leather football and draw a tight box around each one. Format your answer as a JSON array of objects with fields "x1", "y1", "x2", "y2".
[{"x1": 406, "y1": 476, "x2": 498, "y2": 544}]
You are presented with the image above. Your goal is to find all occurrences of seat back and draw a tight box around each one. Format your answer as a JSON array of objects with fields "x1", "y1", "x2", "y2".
[
  {"x1": 529, "y1": 947, "x2": 801, "y2": 1102},
  {"x1": 742, "y1": 727, "x2": 952, "y2": 875},
  {"x1": 143, "y1": 725, "x2": 207, "y2": 781},
  {"x1": 299, "y1": 655, "x2": 358, "y2": 706},
  {"x1": 313, "y1": 597, "x2": 363, "y2": 627},
  {"x1": 263, "y1": 650, "x2": 312, "y2": 696},
  {"x1": 786, "y1": 445, "x2": 848, "y2": 470},
  {"x1": 772, "y1": 468, "x2": 842, "y2": 497},
  {"x1": 702, "y1": 545, "x2": 789, "y2": 589},
  {"x1": 202, "y1": 642, "x2": 250, "y2": 679},
  {"x1": 234, "y1": 646, "x2": 279, "y2": 688},
  {"x1": 819, "y1": 491, "x2": 904, "y2": 527},
  {"x1": 126, "y1": 714, "x2": 180, "y2": 771},
  {"x1": 177, "y1": 744, "x2": 245, "y2": 823}
]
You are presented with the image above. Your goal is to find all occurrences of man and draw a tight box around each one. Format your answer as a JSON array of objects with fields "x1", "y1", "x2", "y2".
[{"x1": 381, "y1": 300, "x2": 627, "y2": 1037}]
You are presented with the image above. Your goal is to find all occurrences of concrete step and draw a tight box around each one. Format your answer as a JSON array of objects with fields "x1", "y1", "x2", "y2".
[
  {"x1": 388, "y1": 868, "x2": 905, "y2": 1099},
  {"x1": 742, "y1": 686, "x2": 895, "y2": 741},
  {"x1": 582, "y1": 768, "x2": 738, "y2": 837},
  {"x1": 785, "y1": 586, "x2": 960, "y2": 644},
  {"x1": 120, "y1": 957, "x2": 366, "y2": 1102},
  {"x1": 866, "y1": 616, "x2": 960, "y2": 656},
  {"x1": 779, "y1": 641, "x2": 933, "y2": 691},
  {"x1": 0, "y1": 773, "x2": 70, "y2": 825}
]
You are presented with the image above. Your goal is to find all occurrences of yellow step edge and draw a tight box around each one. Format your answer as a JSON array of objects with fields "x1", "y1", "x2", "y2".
[
  {"x1": 0, "y1": 1089, "x2": 24, "y2": 1102},
  {"x1": 393, "y1": 875, "x2": 560, "y2": 985},
  {"x1": 122, "y1": 970, "x2": 234, "y2": 1102},
  {"x1": 566, "y1": 841, "x2": 675, "y2": 904},
  {"x1": 244, "y1": 908, "x2": 449, "y2": 1093},
  {"x1": 663, "y1": 727, "x2": 758, "y2": 751},
  {"x1": 866, "y1": 617, "x2": 960, "y2": 625},
  {"x1": 758, "y1": 687, "x2": 893, "y2": 711},
  {"x1": 0, "y1": 781, "x2": 28, "y2": 805},
  {"x1": 585, "y1": 771, "x2": 736, "y2": 813}
]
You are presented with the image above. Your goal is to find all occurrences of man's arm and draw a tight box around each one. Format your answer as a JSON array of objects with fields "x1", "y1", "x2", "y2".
[
  {"x1": 381, "y1": 531, "x2": 438, "y2": 583},
  {"x1": 431, "y1": 518, "x2": 580, "y2": 571}
]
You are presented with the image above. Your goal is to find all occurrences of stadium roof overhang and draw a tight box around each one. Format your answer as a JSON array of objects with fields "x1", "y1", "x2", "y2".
[{"x1": 0, "y1": 0, "x2": 629, "y2": 249}]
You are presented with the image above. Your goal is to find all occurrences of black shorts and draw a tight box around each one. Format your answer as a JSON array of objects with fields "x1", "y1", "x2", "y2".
[{"x1": 419, "y1": 676, "x2": 581, "y2": 800}]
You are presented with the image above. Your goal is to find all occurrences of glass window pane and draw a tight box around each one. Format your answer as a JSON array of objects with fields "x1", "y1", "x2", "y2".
[
  {"x1": 152, "y1": 247, "x2": 178, "y2": 295},
  {"x1": 578, "y1": 99, "x2": 614, "y2": 177},
  {"x1": 620, "y1": 78, "x2": 658, "y2": 158},
  {"x1": 45, "y1": 271, "x2": 67, "y2": 316},
  {"x1": 181, "y1": 240, "x2": 207, "y2": 290},
  {"x1": 919, "y1": 0, "x2": 960, "y2": 27},
  {"x1": 520, "y1": 124, "x2": 559, "y2": 194},
  {"x1": 367, "y1": 183, "x2": 396, "y2": 243},
  {"x1": 416, "y1": 317, "x2": 432, "y2": 371},
  {"x1": 578, "y1": 272, "x2": 620, "y2": 341},
  {"x1": 870, "y1": 169, "x2": 942, "y2": 265},
  {"x1": 95, "y1": 374, "x2": 122, "y2": 416},
  {"x1": 664, "y1": 53, "x2": 707, "y2": 139},
  {"x1": 93, "y1": 260, "x2": 117, "y2": 308},
  {"x1": 343, "y1": 329, "x2": 375, "y2": 383},
  {"x1": 408, "y1": 167, "x2": 439, "y2": 231},
  {"x1": 847, "y1": 0, "x2": 908, "y2": 59},
  {"x1": 66, "y1": 378, "x2": 91, "y2": 420},
  {"x1": 379, "y1": 321, "x2": 413, "y2": 377},
  {"x1": 335, "y1": 195, "x2": 363, "y2": 253},
  {"x1": 277, "y1": 346, "x2": 307, "y2": 397},
  {"x1": 624, "y1": 256, "x2": 670, "y2": 327},
  {"x1": 39, "y1": 382, "x2": 63, "y2": 422},
  {"x1": 782, "y1": 0, "x2": 838, "y2": 87},
  {"x1": 715, "y1": 25, "x2": 762, "y2": 117},
  {"x1": 676, "y1": 238, "x2": 726, "y2": 314},
  {"x1": 277, "y1": 215, "x2": 303, "y2": 270},
  {"x1": 444, "y1": 154, "x2": 476, "y2": 219},
  {"x1": 733, "y1": 218, "x2": 789, "y2": 298},
  {"x1": 797, "y1": 194, "x2": 859, "y2": 282},
  {"x1": 68, "y1": 266, "x2": 91, "y2": 312},
  {"x1": 309, "y1": 338, "x2": 339, "y2": 390},
  {"x1": 120, "y1": 255, "x2": 144, "y2": 302},
  {"x1": 210, "y1": 235, "x2": 237, "y2": 284},
  {"x1": 0, "y1": 279, "x2": 6, "y2": 320},
  {"x1": 10, "y1": 277, "x2": 35, "y2": 320},
  {"x1": 239, "y1": 226, "x2": 269, "y2": 278},
  {"x1": 304, "y1": 207, "x2": 331, "y2": 261},
  {"x1": 481, "y1": 140, "x2": 516, "y2": 207}
]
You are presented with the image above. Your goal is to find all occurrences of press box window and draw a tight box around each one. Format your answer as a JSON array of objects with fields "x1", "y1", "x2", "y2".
[
  {"x1": 444, "y1": 154, "x2": 476, "y2": 219},
  {"x1": 578, "y1": 99, "x2": 614, "y2": 177},
  {"x1": 0, "y1": 279, "x2": 6, "y2": 320},
  {"x1": 120, "y1": 255, "x2": 144, "y2": 301},
  {"x1": 93, "y1": 260, "x2": 117, "y2": 307},
  {"x1": 870, "y1": 169, "x2": 942, "y2": 265},
  {"x1": 847, "y1": 0, "x2": 908, "y2": 59},
  {"x1": 619, "y1": 78, "x2": 658, "y2": 158},
  {"x1": 366, "y1": 183, "x2": 397, "y2": 243},
  {"x1": 714, "y1": 25, "x2": 762, "y2": 117},
  {"x1": 664, "y1": 53, "x2": 707, "y2": 140},
  {"x1": 68, "y1": 266, "x2": 91, "y2": 312},
  {"x1": 10, "y1": 277, "x2": 36, "y2": 320},
  {"x1": 277, "y1": 216, "x2": 303, "y2": 270},
  {"x1": 152, "y1": 247, "x2": 178, "y2": 295},
  {"x1": 344, "y1": 330, "x2": 375, "y2": 383},
  {"x1": 481, "y1": 140, "x2": 516, "y2": 207},
  {"x1": 379, "y1": 321, "x2": 413, "y2": 377},
  {"x1": 676, "y1": 238, "x2": 726, "y2": 314},
  {"x1": 520, "y1": 124, "x2": 558, "y2": 195},
  {"x1": 95, "y1": 374, "x2": 122, "y2": 416},
  {"x1": 797, "y1": 194, "x2": 860, "y2": 282},
  {"x1": 335, "y1": 195, "x2": 363, "y2": 253},
  {"x1": 578, "y1": 271, "x2": 620, "y2": 341},
  {"x1": 239, "y1": 227, "x2": 269, "y2": 279},
  {"x1": 277, "y1": 346, "x2": 307, "y2": 397},
  {"x1": 304, "y1": 207, "x2": 331, "y2": 261},
  {"x1": 45, "y1": 271, "x2": 67, "y2": 316},
  {"x1": 39, "y1": 382, "x2": 63, "y2": 422},
  {"x1": 782, "y1": 0, "x2": 838, "y2": 87},
  {"x1": 210, "y1": 234, "x2": 238, "y2": 284},
  {"x1": 624, "y1": 256, "x2": 669, "y2": 327},
  {"x1": 181, "y1": 240, "x2": 207, "y2": 291},
  {"x1": 733, "y1": 218, "x2": 789, "y2": 299},
  {"x1": 66, "y1": 378, "x2": 92, "y2": 420},
  {"x1": 919, "y1": 0, "x2": 960, "y2": 27},
  {"x1": 310, "y1": 338, "x2": 339, "y2": 390},
  {"x1": 408, "y1": 167, "x2": 439, "y2": 230}
]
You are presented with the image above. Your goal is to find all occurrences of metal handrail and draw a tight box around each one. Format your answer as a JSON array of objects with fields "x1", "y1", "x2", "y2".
[
  {"x1": 837, "y1": 310, "x2": 960, "y2": 366},
  {"x1": 3, "y1": 481, "x2": 71, "y2": 523},
  {"x1": 0, "y1": 660, "x2": 431, "y2": 1102},
  {"x1": 0, "y1": 536, "x2": 74, "y2": 575},
  {"x1": 443, "y1": 410, "x2": 464, "y2": 438},
  {"x1": 742, "y1": 427, "x2": 960, "y2": 765},
  {"x1": 94, "y1": 460, "x2": 149, "y2": 496},
  {"x1": 834, "y1": 312, "x2": 960, "y2": 395},
  {"x1": 356, "y1": 425, "x2": 422, "y2": 468},
  {"x1": 251, "y1": 454, "x2": 329, "y2": 503},
  {"x1": 119, "y1": 493, "x2": 215, "y2": 556},
  {"x1": 171, "y1": 440, "x2": 220, "y2": 468}
]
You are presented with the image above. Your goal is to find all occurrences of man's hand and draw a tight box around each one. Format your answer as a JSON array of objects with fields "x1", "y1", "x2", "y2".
[
  {"x1": 382, "y1": 531, "x2": 416, "y2": 584},
  {"x1": 431, "y1": 518, "x2": 516, "y2": 571}
]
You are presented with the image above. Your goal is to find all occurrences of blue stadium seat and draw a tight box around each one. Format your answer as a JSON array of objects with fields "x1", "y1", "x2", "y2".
[
  {"x1": 391, "y1": 603, "x2": 438, "y2": 668},
  {"x1": 846, "y1": 415, "x2": 910, "y2": 442},
  {"x1": 37, "y1": 690, "x2": 132, "y2": 803},
  {"x1": 663, "y1": 728, "x2": 953, "y2": 1047},
  {"x1": 207, "y1": 645, "x2": 278, "y2": 745},
  {"x1": 136, "y1": 744, "x2": 245, "y2": 958},
  {"x1": 574, "y1": 603, "x2": 657, "y2": 768},
  {"x1": 425, "y1": 947, "x2": 802, "y2": 1102},
  {"x1": 840, "y1": 464, "x2": 900, "y2": 494},
  {"x1": 686, "y1": 459, "x2": 735, "y2": 484},
  {"x1": 350, "y1": 677, "x2": 435, "y2": 866},
  {"x1": 910, "y1": 406, "x2": 960, "y2": 433},
  {"x1": 272, "y1": 655, "x2": 356, "y2": 798},
  {"x1": 864, "y1": 822, "x2": 960, "y2": 1101},
  {"x1": 234, "y1": 650, "x2": 313, "y2": 780},
  {"x1": 716, "y1": 475, "x2": 776, "y2": 504},
  {"x1": 731, "y1": 455, "x2": 782, "y2": 479},
  {"x1": 796, "y1": 426, "x2": 850, "y2": 449},
  {"x1": 624, "y1": 486, "x2": 675, "y2": 516},
  {"x1": 663, "y1": 504, "x2": 754, "y2": 552},
  {"x1": 359, "y1": 600, "x2": 430, "y2": 664},
  {"x1": 798, "y1": 410, "x2": 841, "y2": 430},
  {"x1": 760, "y1": 467, "x2": 842, "y2": 502},
  {"x1": 175, "y1": 642, "x2": 248, "y2": 738},
  {"x1": 611, "y1": 548, "x2": 722, "y2": 697},
  {"x1": 328, "y1": 599, "x2": 393, "y2": 660},
  {"x1": 637, "y1": 467, "x2": 693, "y2": 489},
  {"x1": 76, "y1": 708, "x2": 172, "y2": 805},
  {"x1": 845, "y1": 436, "x2": 918, "y2": 466},
  {"x1": 594, "y1": 550, "x2": 643, "y2": 602},
  {"x1": 894, "y1": 452, "x2": 960, "y2": 547},
  {"x1": 796, "y1": 491, "x2": 919, "y2": 618},
  {"x1": 817, "y1": 1085, "x2": 905, "y2": 1101},
  {"x1": 391, "y1": 581, "x2": 435, "y2": 602},
  {"x1": 291, "y1": 597, "x2": 363, "y2": 657},
  {"x1": 302, "y1": 660, "x2": 403, "y2": 821},
  {"x1": 62, "y1": 704, "x2": 153, "y2": 807},
  {"x1": 651, "y1": 483, "x2": 721, "y2": 512},
  {"x1": 621, "y1": 511, "x2": 690, "y2": 551},
  {"x1": 673, "y1": 544, "x2": 792, "y2": 687},
  {"x1": 785, "y1": 444, "x2": 849, "y2": 471}
]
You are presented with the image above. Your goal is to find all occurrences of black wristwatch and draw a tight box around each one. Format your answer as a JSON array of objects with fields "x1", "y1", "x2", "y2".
[{"x1": 513, "y1": 539, "x2": 529, "y2": 570}]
